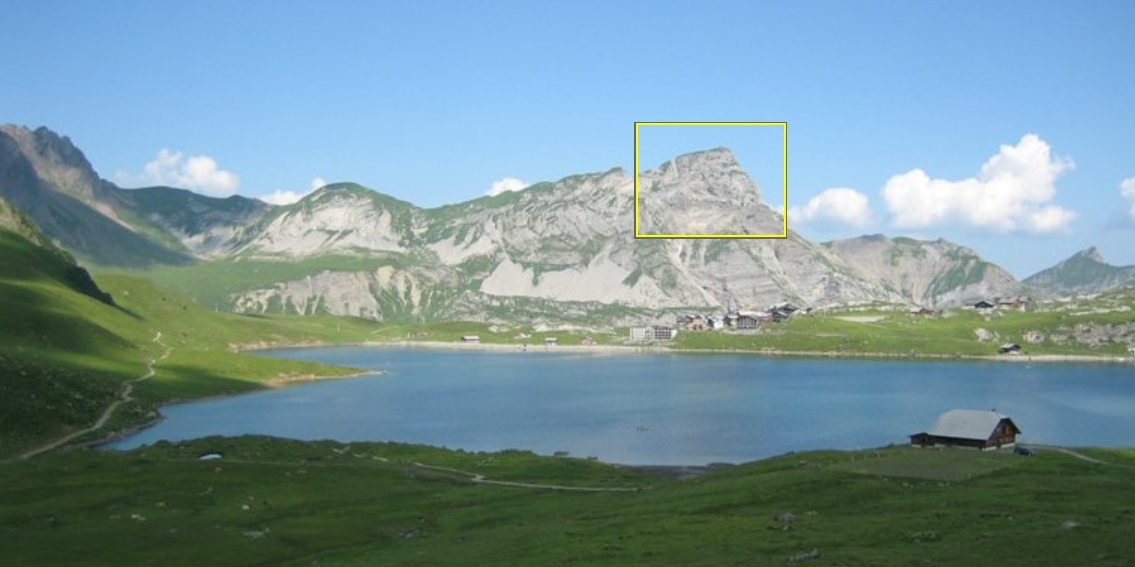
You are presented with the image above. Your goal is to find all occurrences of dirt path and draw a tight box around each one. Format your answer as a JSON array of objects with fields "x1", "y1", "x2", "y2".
[
  {"x1": 412, "y1": 462, "x2": 645, "y2": 492},
  {"x1": 15, "y1": 332, "x2": 171, "y2": 461},
  {"x1": 1031, "y1": 445, "x2": 1110, "y2": 464}
]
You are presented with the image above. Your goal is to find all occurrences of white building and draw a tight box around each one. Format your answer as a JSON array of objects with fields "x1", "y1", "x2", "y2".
[{"x1": 630, "y1": 326, "x2": 677, "y2": 341}]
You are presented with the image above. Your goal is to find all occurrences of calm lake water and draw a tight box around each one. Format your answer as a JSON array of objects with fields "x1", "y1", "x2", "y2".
[{"x1": 107, "y1": 348, "x2": 1135, "y2": 465}]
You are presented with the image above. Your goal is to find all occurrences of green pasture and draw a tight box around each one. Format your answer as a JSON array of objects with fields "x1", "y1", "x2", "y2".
[
  {"x1": 1, "y1": 438, "x2": 1131, "y2": 566},
  {"x1": 674, "y1": 302, "x2": 1135, "y2": 358}
]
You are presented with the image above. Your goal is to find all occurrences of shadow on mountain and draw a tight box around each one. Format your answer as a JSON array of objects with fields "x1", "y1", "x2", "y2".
[
  {"x1": 0, "y1": 284, "x2": 134, "y2": 358},
  {"x1": 139, "y1": 362, "x2": 266, "y2": 400}
]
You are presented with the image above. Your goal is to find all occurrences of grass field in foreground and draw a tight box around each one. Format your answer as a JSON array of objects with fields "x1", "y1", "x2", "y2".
[{"x1": 1, "y1": 437, "x2": 1132, "y2": 566}]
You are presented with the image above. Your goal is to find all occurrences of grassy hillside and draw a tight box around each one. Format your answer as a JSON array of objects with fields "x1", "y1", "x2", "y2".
[
  {"x1": 142, "y1": 255, "x2": 404, "y2": 314},
  {"x1": 0, "y1": 228, "x2": 379, "y2": 459},
  {"x1": 674, "y1": 298, "x2": 1135, "y2": 358},
  {"x1": 345, "y1": 294, "x2": 1135, "y2": 359},
  {"x1": 0, "y1": 436, "x2": 1131, "y2": 566}
]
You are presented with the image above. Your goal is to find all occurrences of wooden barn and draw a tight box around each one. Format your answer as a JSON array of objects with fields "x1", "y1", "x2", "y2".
[{"x1": 909, "y1": 409, "x2": 1021, "y2": 450}]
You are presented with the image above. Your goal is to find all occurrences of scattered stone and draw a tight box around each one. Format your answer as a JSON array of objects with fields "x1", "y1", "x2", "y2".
[
  {"x1": 775, "y1": 512, "x2": 797, "y2": 524},
  {"x1": 973, "y1": 328, "x2": 997, "y2": 342},
  {"x1": 788, "y1": 548, "x2": 821, "y2": 563},
  {"x1": 1022, "y1": 330, "x2": 1045, "y2": 344},
  {"x1": 1061, "y1": 520, "x2": 1080, "y2": 530},
  {"x1": 905, "y1": 530, "x2": 941, "y2": 543},
  {"x1": 243, "y1": 528, "x2": 270, "y2": 539}
]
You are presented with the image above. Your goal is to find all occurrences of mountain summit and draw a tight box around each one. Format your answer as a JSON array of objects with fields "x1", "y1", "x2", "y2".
[
  {"x1": 1024, "y1": 247, "x2": 1135, "y2": 296},
  {"x1": 0, "y1": 125, "x2": 194, "y2": 266},
  {"x1": 637, "y1": 147, "x2": 779, "y2": 236}
]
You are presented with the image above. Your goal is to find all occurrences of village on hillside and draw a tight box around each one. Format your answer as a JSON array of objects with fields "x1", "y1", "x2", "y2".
[{"x1": 626, "y1": 297, "x2": 1035, "y2": 343}]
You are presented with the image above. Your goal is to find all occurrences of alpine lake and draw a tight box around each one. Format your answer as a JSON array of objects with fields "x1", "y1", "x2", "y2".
[{"x1": 108, "y1": 347, "x2": 1135, "y2": 465}]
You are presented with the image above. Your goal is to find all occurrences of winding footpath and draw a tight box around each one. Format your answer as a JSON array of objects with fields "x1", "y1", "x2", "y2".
[
  {"x1": 14, "y1": 332, "x2": 170, "y2": 461},
  {"x1": 411, "y1": 462, "x2": 645, "y2": 492},
  {"x1": 1031, "y1": 444, "x2": 1110, "y2": 465}
]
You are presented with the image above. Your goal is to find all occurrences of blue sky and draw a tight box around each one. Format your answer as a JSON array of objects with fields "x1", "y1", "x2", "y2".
[{"x1": 3, "y1": 1, "x2": 1134, "y2": 277}]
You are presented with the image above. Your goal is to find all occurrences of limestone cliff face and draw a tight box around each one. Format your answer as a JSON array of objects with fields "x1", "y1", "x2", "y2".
[
  {"x1": 222, "y1": 150, "x2": 903, "y2": 319},
  {"x1": 232, "y1": 185, "x2": 413, "y2": 258},
  {"x1": 637, "y1": 147, "x2": 777, "y2": 236}
]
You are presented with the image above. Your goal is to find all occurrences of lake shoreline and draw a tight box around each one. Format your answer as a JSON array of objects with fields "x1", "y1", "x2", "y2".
[
  {"x1": 250, "y1": 339, "x2": 1134, "y2": 365},
  {"x1": 102, "y1": 347, "x2": 1135, "y2": 463}
]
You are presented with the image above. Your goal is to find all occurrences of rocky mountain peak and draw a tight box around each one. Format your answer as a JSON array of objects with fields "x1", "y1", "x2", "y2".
[
  {"x1": 654, "y1": 147, "x2": 757, "y2": 201},
  {"x1": 1023, "y1": 245, "x2": 1135, "y2": 296},
  {"x1": 0, "y1": 124, "x2": 104, "y2": 204},
  {"x1": 637, "y1": 146, "x2": 777, "y2": 235},
  {"x1": 1077, "y1": 246, "x2": 1104, "y2": 263}
]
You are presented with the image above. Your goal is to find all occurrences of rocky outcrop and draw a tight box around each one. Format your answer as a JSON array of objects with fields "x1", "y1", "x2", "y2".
[
  {"x1": 637, "y1": 147, "x2": 778, "y2": 236},
  {"x1": 231, "y1": 266, "x2": 460, "y2": 321}
]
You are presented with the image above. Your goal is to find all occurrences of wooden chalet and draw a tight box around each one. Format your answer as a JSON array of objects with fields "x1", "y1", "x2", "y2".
[
  {"x1": 910, "y1": 409, "x2": 1021, "y2": 450},
  {"x1": 735, "y1": 311, "x2": 768, "y2": 329}
]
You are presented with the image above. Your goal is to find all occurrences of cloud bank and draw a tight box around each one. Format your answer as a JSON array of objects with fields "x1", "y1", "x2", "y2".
[
  {"x1": 258, "y1": 177, "x2": 328, "y2": 206},
  {"x1": 116, "y1": 149, "x2": 240, "y2": 197},
  {"x1": 1120, "y1": 176, "x2": 1135, "y2": 224},
  {"x1": 881, "y1": 134, "x2": 1075, "y2": 233},
  {"x1": 486, "y1": 177, "x2": 528, "y2": 197},
  {"x1": 788, "y1": 187, "x2": 875, "y2": 231}
]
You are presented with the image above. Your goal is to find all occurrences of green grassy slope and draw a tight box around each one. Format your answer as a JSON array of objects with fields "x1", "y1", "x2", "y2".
[
  {"x1": 0, "y1": 437, "x2": 1131, "y2": 566},
  {"x1": 142, "y1": 255, "x2": 397, "y2": 313},
  {"x1": 674, "y1": 299, "x2": 1135, "y2": 358},
  {"x1": 0, "y1": 228, "x2": 379, "y2": 458},
  {"x1": 0, "y1": 229, "x2": 139, "y2": 456}
]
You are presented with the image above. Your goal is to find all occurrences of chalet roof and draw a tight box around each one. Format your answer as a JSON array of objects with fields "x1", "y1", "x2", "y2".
[
  {"x1": 737, "y1": 310, "x2": 769, "y2": 318},
  {"x1": 926, "y1": 409, "x2": 1018, "y2": 441}
]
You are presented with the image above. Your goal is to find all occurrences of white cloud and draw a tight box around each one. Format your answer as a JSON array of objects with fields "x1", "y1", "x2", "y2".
[
  {"x1": 115, "y1": 148, "x2": 240, "y2": 197},
  {"x1": 258, "y1": 177, "x2": 328, "y2": 206},
  {"x1": 1120, "y1": 176, "x2": 1135, "y2": 222},
  {"x1": 881, "y1": 134, "x2": 1076, "y2": 233},
  {"x1": 788, "y1": 187, "x2": 875, "y2": 231},
  {"x1": 486, "y1": 177, "x2": 528, "y2": 197}
]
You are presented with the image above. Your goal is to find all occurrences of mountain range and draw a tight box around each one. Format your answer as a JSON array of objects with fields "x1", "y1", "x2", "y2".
[{"x1": 2, "y1": 124, "x2": 1132, "y2": 324}]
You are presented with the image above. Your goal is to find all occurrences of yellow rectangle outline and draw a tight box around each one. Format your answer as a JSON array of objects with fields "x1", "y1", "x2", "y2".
[{"x1": 634, "y1": 121, "x2": 788, "y2": 238}]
